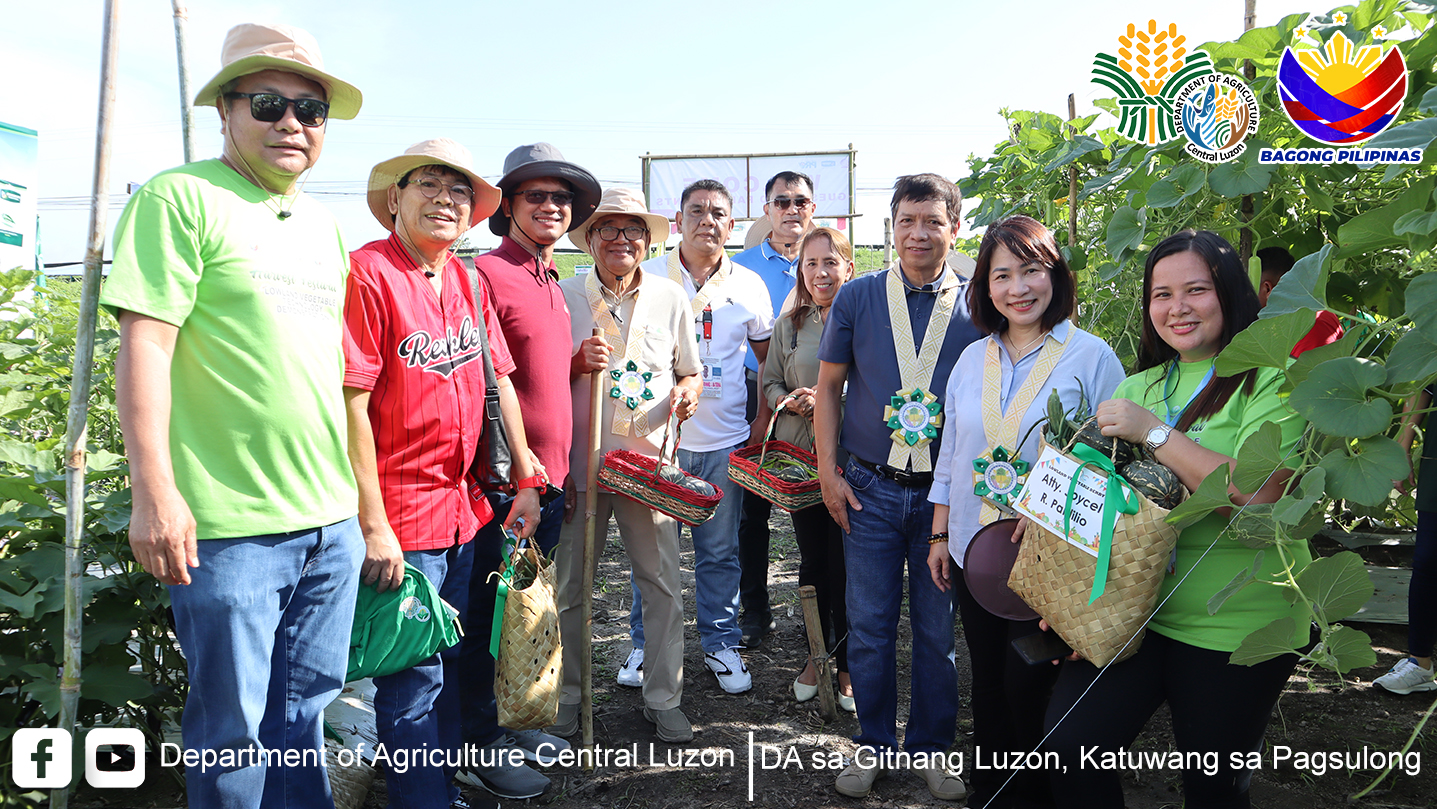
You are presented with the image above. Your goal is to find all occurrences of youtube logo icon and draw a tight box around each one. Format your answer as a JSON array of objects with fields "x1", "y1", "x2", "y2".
[{"x1": 85, "y1": 728, "x2": 144, "y2": 788}]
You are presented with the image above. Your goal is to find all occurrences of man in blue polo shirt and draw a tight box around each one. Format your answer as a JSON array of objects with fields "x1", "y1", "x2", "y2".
[
  {"x1": 814, "y1": 174, "x2": 977, "y2": 803},
  {"x1": 730, "y1": 170, "x2": 813, "y2": 646}
]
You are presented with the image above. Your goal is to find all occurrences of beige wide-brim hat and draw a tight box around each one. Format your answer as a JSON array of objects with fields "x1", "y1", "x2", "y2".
[
  {"x1": 194, "y1": 23, "x2": 362, "y2": 120},
  {"x1": 568, "y1": 188, "x2": 672, "y2": 253},
  {"x1": 743, "y1": 218, "x2": 772, "y2": 250},
  {"x1": 367, "y1": 139, "x2": 501, "y2": 232}
]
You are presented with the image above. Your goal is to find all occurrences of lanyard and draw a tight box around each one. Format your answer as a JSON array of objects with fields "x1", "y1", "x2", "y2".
[{"x1": 1159, "y1": 362, "x2": 1215, "y2": 427}]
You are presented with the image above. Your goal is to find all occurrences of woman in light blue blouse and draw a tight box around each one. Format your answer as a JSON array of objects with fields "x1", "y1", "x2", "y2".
[{"x1": 926, "y1": 215, "x2": 1125, "y2": 809}]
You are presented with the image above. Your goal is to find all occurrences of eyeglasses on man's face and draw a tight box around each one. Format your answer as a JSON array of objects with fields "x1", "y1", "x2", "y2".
[
  {"x1": 769, "y1": 196, "x2": 813, "y2": 210},
  {"x1": 407, "y1": 177, "x2": 474, "y2": 205},
  {"x1": 513, "y1": 189, "x2": 574, "y2": 207},
  {"x1": 598, "y1": 225, "x2": 647, "y2": 242}
]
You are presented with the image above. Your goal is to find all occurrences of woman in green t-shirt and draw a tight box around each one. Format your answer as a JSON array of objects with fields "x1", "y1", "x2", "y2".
[{"x1": 1044, "y1": 230, "x2": 1310, "y2": 809}]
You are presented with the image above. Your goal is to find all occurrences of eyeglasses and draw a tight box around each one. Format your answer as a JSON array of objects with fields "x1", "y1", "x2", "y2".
[
  {"x1": 513, "y1": 189, "x2": 574, "y2": 206},
  {"x1": 224, "y1": 92, "x2": 330, "y2": 127},
  {"x1": 597, "y1": 225, "x2": 647, "y2": 241},
  {"x1": 405, "y1": 177, "x2": 474, "y2": 205},
  {"x1": 768, "y1": 196, "x2": 812, "y2": 210}
]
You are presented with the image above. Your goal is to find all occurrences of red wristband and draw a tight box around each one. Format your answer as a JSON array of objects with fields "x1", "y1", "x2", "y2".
[{"x1": 513, "y1": 475, "x2": 546, "y2": 491}]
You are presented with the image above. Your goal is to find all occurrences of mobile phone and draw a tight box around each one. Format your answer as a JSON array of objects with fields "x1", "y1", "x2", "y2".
[{"x1": 1012, "y1": 631, "x2": 1073, "y2": 665}]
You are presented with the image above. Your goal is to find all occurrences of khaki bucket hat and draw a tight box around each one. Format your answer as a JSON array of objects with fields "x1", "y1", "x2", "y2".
[
  {"x1": 367, "y1": 139, "x2": 501, "y2": 231},
  {"x1": 194, "y1": 23, "x2": 362, "y2": 120},
  {"x1": 568, "y1": 188, "x2": 671, "y2": 253}
]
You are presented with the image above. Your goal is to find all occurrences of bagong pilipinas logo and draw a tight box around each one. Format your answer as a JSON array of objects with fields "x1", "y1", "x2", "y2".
[
  {"x1": 1173, "y1": 72, "x2": 1261, "y2": 163},
  {"x1": 1093, "y1": 21, "x2": 1215, "y2": 145},
  {"x1": 1277, "y1": 28, "x2": 1407, "y2": 145}
]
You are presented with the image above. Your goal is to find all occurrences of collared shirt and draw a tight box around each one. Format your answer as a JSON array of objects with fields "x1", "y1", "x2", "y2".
[
  {"x1": 560, "y1": 267, "x2": 702, "y2": 491},
  {"x1": 474, "y1": 235, "x2": 574, "y2": 484},
  {"x1": 344, "y1": 233, "x2": 516, "y2": 550},
  {"x1": 732, "y1": 238, "x2": 798, "y2": 371},
  {"x1": 638, "y1": 252, "x2": 774, "y2": 452},
  {"x1": 817, "y1": 265, "x2": 982, "y2": 470},
  {"x1": 928, "y1": 320, "x2": 1126, "y2": 564}
]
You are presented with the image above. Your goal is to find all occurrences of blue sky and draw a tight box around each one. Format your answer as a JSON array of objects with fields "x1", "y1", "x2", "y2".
[{"x1": 5, "y1": 0, "x2": 1321, "y2": 264}]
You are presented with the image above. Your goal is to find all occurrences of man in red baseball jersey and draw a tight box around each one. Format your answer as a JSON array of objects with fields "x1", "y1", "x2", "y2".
[{"x1": 344, "y1": 139, "x2": 544, "y2": 806}]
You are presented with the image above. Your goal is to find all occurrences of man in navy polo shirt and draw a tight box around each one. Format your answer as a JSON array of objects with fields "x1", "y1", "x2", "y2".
[
  {"x1": 731, "y1": 170, "x2": 813, "y2": 646},
  {"x1": 814, "y1": 174, "x2": 977, "y2": 803}
]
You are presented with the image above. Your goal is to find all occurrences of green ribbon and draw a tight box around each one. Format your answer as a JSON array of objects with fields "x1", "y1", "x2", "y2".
[
  {"x1": 1065, "y1": 443, "x2": 1141, "y2": 604},
  {"x1": 488, "y1": 533, "x2": 520, "y2": 658}
]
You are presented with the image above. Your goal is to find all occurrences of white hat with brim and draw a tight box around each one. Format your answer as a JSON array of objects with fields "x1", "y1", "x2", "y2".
[
  {"x1": 743, "y1": 218, "x2": 773, "y2": 250},
  {"x1": 568, "y1": 188, "x2": 671, "y2": 254},
  {"x1": 367, "y1": 139, "x2": 501, "y2": 232},
  {"x1": 194, "y1": 23, "x2": 362, "y2": 120}
]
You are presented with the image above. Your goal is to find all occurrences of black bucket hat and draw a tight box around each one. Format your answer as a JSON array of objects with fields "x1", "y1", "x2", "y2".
[{"x1": 489, "y1": 143, "x2": 602, "y2": 237}]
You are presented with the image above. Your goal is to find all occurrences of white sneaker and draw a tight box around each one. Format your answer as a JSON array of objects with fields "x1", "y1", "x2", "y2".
[
  {"x1": 617, "y1": 648, "x2": 644, "y2": 687},
  {"x1": 704, "y1": 646, "x2": 752, "y2": 694},
  {"x1": 1374, "y1": 657, "x2": 1437, "y2": 695}
]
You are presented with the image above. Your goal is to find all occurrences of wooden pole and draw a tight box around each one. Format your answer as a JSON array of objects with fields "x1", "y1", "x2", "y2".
[
  {"x1": 1239, "y1": 0, "x2": 1257, "y2": 269},
  {"x1": 798, "y1": 585, "x2": 837, "y2": 721},
  {"x1": 171, "y1": 0, "x2": 196, "y2": 163},
  {"x1": 1067, "y1": 94, "x2": 1078, "y2": 248},
  {"x1": 55, "y1": 2, "x2": 119, "y2": 807},
  {"x1": 580, "y1": 327, "x2": 604, "y2": 752}
]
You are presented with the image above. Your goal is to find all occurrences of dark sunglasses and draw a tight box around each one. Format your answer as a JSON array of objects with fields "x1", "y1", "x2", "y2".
[
  {"x1": 513, "y1": 189, "x2": 574, "y2": 206},
  {"x1": 225, "y1": 92, "x2": 330, "y2": 127},
  {"x1": 769, "y1": 196, "x2": 812, "y2": 210}
]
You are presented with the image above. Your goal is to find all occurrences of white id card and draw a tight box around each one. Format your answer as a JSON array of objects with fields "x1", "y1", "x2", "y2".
[{"x1": 701, "y1": 359, "x2": 723, "y2": 399}]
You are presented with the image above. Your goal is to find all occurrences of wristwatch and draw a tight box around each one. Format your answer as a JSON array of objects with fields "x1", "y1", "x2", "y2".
[
  {"x1": 513, "y1": 475, "x2": 546, "y2": 491},
  {"x1": 1144, "y1": 424, "x2": 1174, "y2": 454}
]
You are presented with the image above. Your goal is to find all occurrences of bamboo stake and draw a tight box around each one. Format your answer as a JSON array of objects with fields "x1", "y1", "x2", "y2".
[
  {"x1": 581, "y1": 327, "x2": 603, "y2": 753},
  {"x1": 1067, "y1": 94, "x2": 1078, "y2": 248},
  {"x1": 882, "y1": 217, "x2": 892, "y2": 267},
  {"x1": 1239, "y1": 0, "x2": 1257, "y2": 268},
  {"x1": 798, "y1": 585, "x2": 836, "y2": 721},
  {"x1": 171, "y1": 0, "x2": 196, "y2": 163},
  {"x1": 55, "y1": 1, "x2": 119, "y2": 807}
]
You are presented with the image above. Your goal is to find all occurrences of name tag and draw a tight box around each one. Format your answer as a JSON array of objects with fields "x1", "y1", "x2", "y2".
[
  {"x1": 701, "y1": 360, "x2": 723, "y2": 399},
  {"x1": 1012, "y1": 445, "x2": 1108, "y2": 558}
]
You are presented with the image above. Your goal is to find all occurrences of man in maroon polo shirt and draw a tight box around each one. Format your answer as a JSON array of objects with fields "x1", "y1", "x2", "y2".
[{"x1": 459, "y1": 143, "x2": 602, "y2": 777}]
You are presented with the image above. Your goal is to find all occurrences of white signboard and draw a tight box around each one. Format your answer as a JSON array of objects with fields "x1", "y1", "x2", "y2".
[
  {"x1": 646, "y1": 152, "x2": 852, "y2": 220},
  {"x1": 0, "y1": 121, "x2": 39, "y2": 273},
  {"x1": 1012, "y1": 445, "x2": 1109, "y2": 558}
]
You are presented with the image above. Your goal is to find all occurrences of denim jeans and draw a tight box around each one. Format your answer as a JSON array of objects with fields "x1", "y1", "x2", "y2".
[
  {"x1": 630, "y1": 444, "x2": 744, "y2": 652},
  {"x1": 374, "y1": 541, "x2": 474, "y2": 808},
  {"x1": 841, "y1": 458, "x2": 957, "y2": 754},
  {"x1": 460, "y1": 494, "x2": 565, "y2": 748},
  {"x1": 167, "y1": 516, "x2": 362, "y2": 809}
]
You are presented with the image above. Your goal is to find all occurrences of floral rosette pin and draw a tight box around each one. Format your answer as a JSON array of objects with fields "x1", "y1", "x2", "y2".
[
  {"x1": 972, "y1": 446, "x2": 1029, "y2": 509},
  {"x1": 885, "y1": 387, "x2": 942, "y2": 448},
  {"x1": 610, "y1": 361, "x2": 654, "y2": 410}
]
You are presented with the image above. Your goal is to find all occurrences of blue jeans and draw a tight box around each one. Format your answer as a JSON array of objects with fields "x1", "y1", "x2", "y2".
[
  {"x1": 631, "y1": 444, "x2": 744, "y2": 652},
  {"x1": 374, "y1": 541, "x2": 474, "y2": 808},
  {"x1": 841, "y1": 458, "x2": 958, "y2": 754},
  {"x1": 167, "y1": 516, "x2": 362, "y2": 809},
  {"x1": 460, "y1": 494, "x2": 565, "y2": 747}
]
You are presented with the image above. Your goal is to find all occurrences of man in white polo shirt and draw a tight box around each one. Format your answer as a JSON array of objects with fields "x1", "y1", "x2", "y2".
[{"x1": 619, "y1": 179, "x2": 774, "y2": 695}]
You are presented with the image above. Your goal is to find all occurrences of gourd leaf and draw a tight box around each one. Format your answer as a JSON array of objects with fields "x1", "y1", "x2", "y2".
[
  {"x1": 1295, "y1": 551, "x2": 1374, "y2": 623},
  {"x1": 1317, "y1": 437, "x2": 1409, "y2": 507},
  {"x1": 1208, "y1": 551, "x2": 1264, "y2": 616},
  {"x1": 1260, "y1": 244, "x2": 1330, "y2": 318},
  {"x1": 1216, "y1": 311, "x2": 1318, "y2": 376},
  {"x1": 1231, "y1": 421, "x2": 1288, "y2": 495},
  {"x1": 1165, "y1": 465, "x2": 1231, "y2": 530},
  {"x1": 1290, "y1": 357, "x2": 1391, "y2": 439},
  {"x1": 1230, "y1": 617, "x2": 1298, "y2": 666}
]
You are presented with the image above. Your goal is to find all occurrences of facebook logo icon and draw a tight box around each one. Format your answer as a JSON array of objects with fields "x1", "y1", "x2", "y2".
[{"x1": 12, "y1": 728, "x2": 73, "y2": 789}]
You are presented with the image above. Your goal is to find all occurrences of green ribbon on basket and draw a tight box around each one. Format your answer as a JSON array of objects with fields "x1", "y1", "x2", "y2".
[
  {"x1": 488, "y1": 530, "x2": 520, "y2": 658},
  {"x1": 1065, "y1": 443, "x2": 1141, "y2": 605}
]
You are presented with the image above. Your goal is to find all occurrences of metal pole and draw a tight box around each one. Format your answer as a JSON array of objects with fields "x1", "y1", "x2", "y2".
[
  {"x1": 55, "y1": 1, "x2": 119, "y2": 806},
  {"x1": 847, "y1": 143, "x2": 856, "y2": 246},
  {"x1": 171, "y1": 0, "x2": 196, "y2": 163},
  {"x1": 580, "y1": 327, "x2": 603, "y2": 754},
  {"x1": 1067, "y1": 95, "x2": 1078, "y2": 249}
]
